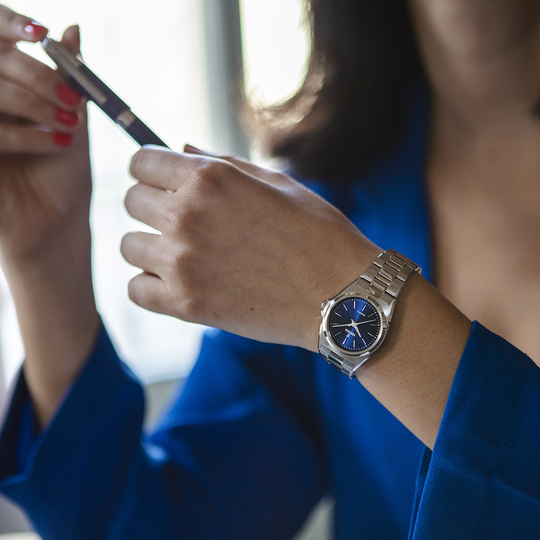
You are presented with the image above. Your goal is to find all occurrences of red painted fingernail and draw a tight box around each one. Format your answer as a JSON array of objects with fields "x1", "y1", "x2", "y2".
[
  {"x1": 53, "y1": 133, "x2": 73, "y2": 147},
  {"x1": 23, "y1": 21, "x2": 48, "y2": 39},
  {"x1": 55, "y1": 108, "x2": 79, "y2": 127},
  {"x1": 56, "y1": 82, "x2": 82, "y2": 107}
]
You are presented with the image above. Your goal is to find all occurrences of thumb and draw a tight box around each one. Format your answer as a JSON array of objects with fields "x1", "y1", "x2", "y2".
[{"x1": 60, "y1": 24, "x2": 81, "y2": 56}]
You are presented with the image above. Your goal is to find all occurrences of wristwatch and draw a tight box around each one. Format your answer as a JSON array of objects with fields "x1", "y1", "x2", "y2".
[{"x1": 318, "y1": 249, "x2": 421, "y2": 378}]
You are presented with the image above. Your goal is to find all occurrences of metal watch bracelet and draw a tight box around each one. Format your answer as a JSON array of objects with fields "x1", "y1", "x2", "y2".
[
  {"x1": 319, "y1": 249, "x2": 421, "y2": 378},
  {"x1": 359, "y1": 249, "x2": 421, "y2": 305}
]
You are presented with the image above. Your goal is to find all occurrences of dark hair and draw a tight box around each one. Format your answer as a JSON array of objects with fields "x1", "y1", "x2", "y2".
[{"x1": 247, "y1": 0, "x2": 424, "y2": 181}]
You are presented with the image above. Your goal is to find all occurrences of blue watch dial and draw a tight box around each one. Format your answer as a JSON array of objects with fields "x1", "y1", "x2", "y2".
[{"x1": 328, "y1": 297, "x2": 381, "y2": 352}]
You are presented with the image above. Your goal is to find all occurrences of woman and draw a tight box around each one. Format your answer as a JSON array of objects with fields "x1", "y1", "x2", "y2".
[{"x1": 0, "y1": 0, "x2": 539, "y2": 538}]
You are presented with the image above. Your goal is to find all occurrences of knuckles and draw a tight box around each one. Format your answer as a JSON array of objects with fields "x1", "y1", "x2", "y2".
[
  {"x1": 163, "y1": 240, "x2": 198, "y2": 281},
  {"x1": 161, "y1": 243, "x2": 209, "y2": 322},
  {"x1": 176, "y1": 293, "x2": 208, "y2": 323},
  {"x1": 190, "y1": 159, "x2": 232, "y2": 196},
  {"x1": 172, "y1": 278, "x2": 210, "y2": 323},
  {"x1": 130, "y1": 149, "x2": 238, "y2": 196},
  {"x1": 163, "y1": 160, "x2": 237, "y2": 231},
  {"x1": 164, "y1": 202, "x2": 204, "y2": 234},
  {"x1": 163, "y1": 241, "x2": 188, "y2": 271}
]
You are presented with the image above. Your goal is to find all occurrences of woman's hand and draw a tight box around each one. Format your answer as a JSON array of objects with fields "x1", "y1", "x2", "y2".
[
  {"x1": 123, "y1": 145, "x2": 381, "y2": 351},
  {"x1": 0, "y1": 8, "x2": 90, "y2": 259},
  {"x1": 0, "y1": 8, "x2": 98, "y2": 427}
]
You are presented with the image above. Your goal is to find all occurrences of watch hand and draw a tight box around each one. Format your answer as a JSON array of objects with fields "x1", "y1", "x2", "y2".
[
  {"x1": 349, "y1": 321, "x2": 363, "y2": 338},
  {"x1": 349, "y1": 318, "x2": 377, "y2": 338},
  {"x1": 330, "y1": 318, "x2": 377, "y2": 329}
]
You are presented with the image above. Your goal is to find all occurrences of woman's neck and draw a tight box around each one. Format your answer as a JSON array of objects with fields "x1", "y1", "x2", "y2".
[
  {"x1": 409, "y1": 0, "x2": 540, "y2": 207},
  {"x1": 409, "y1": 0, "x2": 540, "y2": 128}
]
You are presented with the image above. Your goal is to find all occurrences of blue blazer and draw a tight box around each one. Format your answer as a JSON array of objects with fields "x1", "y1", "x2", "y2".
[{"x1": 1, "y1": 94, "x2": 539, "y2": 539}]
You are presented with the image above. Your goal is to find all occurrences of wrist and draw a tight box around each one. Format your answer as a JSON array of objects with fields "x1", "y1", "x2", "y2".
[
  {"x1": 317, "y1": 249, "x2": 421, "y2": 377},
  {"x1": 305, "y1": 243, "x2": 382, "y2": 353},
  {"x1": 1, "y1": 218, "x2": 100, "y2": 427},
  {"x1": 0, "y1": 214, "x2": 91, "y2": 270},
  {"x1": 1, "y1": 216, "x2": 95, "y2": 326},
  {"x1": 0, "y1": 196, "x2": 91, "y2": 261}
]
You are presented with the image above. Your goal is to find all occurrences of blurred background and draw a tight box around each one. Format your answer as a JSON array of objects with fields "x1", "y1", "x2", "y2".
[{"x1": 0, "y1": 0, "x2": 333, "y2": 538}]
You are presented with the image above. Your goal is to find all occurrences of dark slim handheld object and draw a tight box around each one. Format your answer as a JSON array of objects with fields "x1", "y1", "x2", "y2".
[{"x1": 42, "y1": 38, "x2": 169, "y2": 148}]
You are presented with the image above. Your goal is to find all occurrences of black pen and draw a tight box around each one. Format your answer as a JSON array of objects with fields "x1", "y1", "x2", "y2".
[{"x1": 42, "y1": 37, "x2": 169, "y2": 148}]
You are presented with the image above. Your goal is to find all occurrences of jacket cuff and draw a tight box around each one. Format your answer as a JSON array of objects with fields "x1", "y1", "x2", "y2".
[
  {"x1": 410, "y1": 321, "x2": 540, "y2": 539},
  {"x1": 0, "y1": 322, "x2": 144, "y2": 535}
]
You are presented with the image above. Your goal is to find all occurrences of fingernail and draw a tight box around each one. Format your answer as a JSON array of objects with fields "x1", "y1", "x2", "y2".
[
  {"x1": 184, "y1": 143, "x2": 206, "y2": 154},
  {"x1": 55, "y1": 108, "x2": 79, "y2": 127},
  {"x1": 53, "y1": 133, "x2": 73, "y2": 147},
  {"x1": 56, "y1": 82, "x2": 82, "y2": 107},
  {"x1": 23, "y1": 21, "x2": 48, "y2": 38}
]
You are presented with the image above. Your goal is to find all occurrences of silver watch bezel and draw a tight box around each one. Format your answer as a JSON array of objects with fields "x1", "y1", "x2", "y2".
[{"x1": 319, "y1": 289, "x2": 390, "y2": 368}]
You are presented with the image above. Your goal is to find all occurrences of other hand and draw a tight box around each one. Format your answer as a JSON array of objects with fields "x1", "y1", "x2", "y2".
[{"x1": 0, "y1": 7, "x2": 90, "y2": 258}]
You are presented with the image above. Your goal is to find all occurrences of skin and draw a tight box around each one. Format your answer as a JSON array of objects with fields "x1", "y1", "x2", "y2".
[
  {"x1": 0, "y1": 17, "x2": 99, "y2": 424},
  {"x1": 0, "y1": 1, "x2": 537, "y2": 452},
  {"x1": 410, "y1": 0, "x2": 540, "y2": 366}
]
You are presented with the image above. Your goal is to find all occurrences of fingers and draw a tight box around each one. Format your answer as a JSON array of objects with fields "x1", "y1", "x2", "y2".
[
  {"x1": 121, "y1": 231, "x2": 164, "y2": 276},
  {"x1": 183, "y1": 143, "x2": 288, "y2": 187},
  {"x1": 0, "y1": 76, "x2": 79, "y2": 128},
  {"x1": 131, "y1": 145, "x2": 257, "y2": 195},
  {"x1": 127, "y1": 272, "x2": 171, "y2": 316},
  {"x1": 124, "y1": 183, "x2": 172, "y2": 231},
  {"x1": 0, "y1": 44, "x2": 80, "y2": 108},
  {"x1": 184, "y1": 143, "x2": 264, "y2": 176},
  {"x1": 60, "y1": 24, "x2": 80, "y2": 52},
  {"x1": 0, "y1": 22, "x2": 83, "y2": 153},
  {"x1": 130, "y1": 145, "x2": 207, "y2": 191},
  {"x1": 0, "y1": 5, "x2": 47, "y2": 43},
  {"x1": 0, "y1": 124, "x2": 75, "y2": 153}
]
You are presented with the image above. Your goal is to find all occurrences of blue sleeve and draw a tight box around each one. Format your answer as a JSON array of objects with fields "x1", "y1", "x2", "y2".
[
  {"x1": 15, "y1": 398, "x2": 38, "y2": 474},
  {"x1": 0, "y1": 324, "x2": 326, "y2": 540},
  {"x1": 409, "y1": 321, "x2": 540, "y2": 539}
]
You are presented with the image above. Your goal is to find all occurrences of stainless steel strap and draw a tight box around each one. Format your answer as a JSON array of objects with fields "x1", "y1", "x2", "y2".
[
  {"x1": 319, "y1": 249, "x2": 420, "y2": 378},
  {"x1": 357, "y1": 249, "x2": 420, "y2": 305}
]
